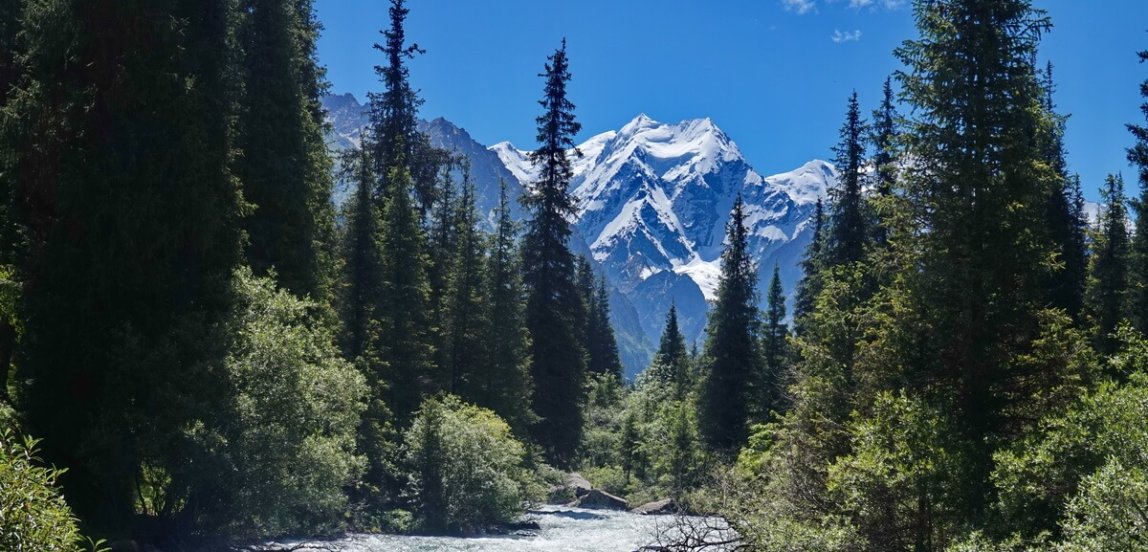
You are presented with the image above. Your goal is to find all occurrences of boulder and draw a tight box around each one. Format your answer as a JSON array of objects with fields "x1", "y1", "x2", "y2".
[
  {"x1": 576, "y1": 488, "x2": 629, "y2": 510},
  {"x1": 566, "y1": 472, "x2": 593, "y2": 497},
  {"x1": 631, "y1": 498, "x2": 678, "y2": 515}
]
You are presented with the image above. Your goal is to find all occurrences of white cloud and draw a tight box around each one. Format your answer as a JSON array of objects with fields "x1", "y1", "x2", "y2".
[
  {"x1": 832, "y1": 29, "x2": 863, "y2": 43},
  {"x1": 782, "y1": 0, "x2": 816, "y2": 14},
  {"x1": 787, "y1": 0, "x2": 905, "y2": 13}
]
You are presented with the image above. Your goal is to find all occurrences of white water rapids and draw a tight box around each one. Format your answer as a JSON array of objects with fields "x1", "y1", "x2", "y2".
[{"x1": 266, "y1": 506, "x2": 737, "y2": 552}]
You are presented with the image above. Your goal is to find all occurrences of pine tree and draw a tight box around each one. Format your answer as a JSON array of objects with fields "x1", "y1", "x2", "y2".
[
  {"x1": 11, "y1": 0, "x2": 243, "y2": 536},
  {"x1": 1127, "y1": 46, "x2": 1148, "y2": 335},
  {"x1": 1040, "y1": 62, "x2": 1088, "y2": 322},
  {"x1": 794, "y1": 198, "x2": 825, "y2": 334},
  {"x1": 588, "y1": 278, "x2": 623, "y2": 380},
  {"x1": 369, "y1": 0, "x2": 422, "y2": 197},
  {"x1": 827, "y1": 91, "x2": 869, "y2": 268},
  {"x1": 698, "y1": 196, "x2": 762, "y2": 452},
  {"x1": 895, "y1": 0, "x2": 1058, "y2": 518},
  {"x1": 649, "y1": 304, "x2": 691, "y2": 399},
  {"x1": 378, "y1": 165, "x2": 435, "y2": 425},
  {"x1": 521, "y1": 39, "x2": 587, "y2": 467},
  {"x1": 870, "y1": 77, "x2": 898, "y2": 247},
  {"x1": 762, "y1": 263, "x2": 788, "y2": 414},
  {"x1": 340, "y1": 147, "x2": 382, "y2": 361},
  {"x1": 445, "y1": 164, "x2": 488, "y2": 399},
  {"x1": 0, "y1": 0, "x2": 23, "y2": 402},
  {"x1": 1085, "y1": 174, "x2": 1131, "y2": 356},
  {"x1": 482, "y1": 179, "x2": 535, "y2": 436},
  {"x1": 235, "y1": 0, "x2": 336, "y2": 301}
]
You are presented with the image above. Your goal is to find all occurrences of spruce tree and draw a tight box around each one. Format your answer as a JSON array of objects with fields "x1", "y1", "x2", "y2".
[
  {"x1": 1040, "y1": 62, "x2": 1088, "y2": 322},
  {"x1": 1127, "y1": 46, "x2": 1148, "y2": 335},
  {"x1": 1085, "y1": 174, "x2": 1131, "y2": 356},
  {"x1": 235, "y1": 0, "x2": 336, "y2": 301},
  {"x1": 483, "y1": 179, "x2": 535, "y2": 436},
  {"x1": 827, "y1": 91, "x2": 869, "y2": 268},
  {"x1": 794, "y1": 198, "x2": 825, "y2": 334},
  {"x1": 369, "y1": 0, "x2": 422, "y2": 196},
  {"x1": 521, "y1": 39, "x2": 587, "y2": 467},
  {"x1": 870, "y1": 77, "x2": 898, "y2": 247},
  {"x1": 378, "y1": 165, "x2": 435, "y2": 425},
  {"x1": 445, "y1": 164, "x2": 488, "y2": 398},
  {"x1": 588, "y1": 278, "x2": 623, "y2": 380},
  {"x1": 649, "y1": 304, "x2": 691, "y2": 399},
  {"x1": 11, "y1": 0, "x2": 243, "y2": 536},
  {"x1": 895, "y1": 0, "x2": 1058, "y2": 518},
  {"x1": 698, "y1": 196, "x2": 762, "y2": 452},
  {"x1": 0, "y1": 0, "x2": 22, "y2": 401},
  {"x1": 340, "y1": 147, "x2": 383, "y2": 361},
  {"x1": 762, "y1": 263, "x2": 788, "y2": 413}
]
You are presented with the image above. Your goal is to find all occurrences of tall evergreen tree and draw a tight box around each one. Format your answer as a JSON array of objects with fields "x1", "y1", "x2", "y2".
[
  {"x1": 698, "y1": 196, "x2": 762, "y2": 452},
  {"x1": 587, "y1": 278, "x2": 623, "y2": 380},
  {"x1": 1040, "y1": 62, "x2": 1089, "y2": 322},
  {"x1": 235, "y1": 0, "x2": 336, "y2": 301},
  {"x1": 445, "y1": 164, "x2": 487, "y2": 398},
  {"x1": 870, "y1": 77, "x2": 898, "y2": 247},
  {"x1": 482, "y1": 179, "x2": 535, "y2": 436},
  {"x1": 762, "y1": 263, "x2": 788, "y2": 413},
  {"x1": 649, "y1": 304, "x2": 691, "y2": 399},
  {"x1": 11, "y1": 0, "x2": 243, "y2": 536},
  {"x1": 368, "y1": 0, "x2": 421, "y2": 196},
  {"x1": 794, "y1": 198, "x2": 825, "y2": 334},
  {"x1": 378, "y1": 165, "x2": 435, "y2": 425},
  {"x1": 895, "y1": 0, "x2": 1058, "y2": 518},
  {"x1": 521, "y1": 39, "x2": 587, "y2": 467},
  {"x1": 827, "y1": 91, "x2": 869, "y2": 268},
  {"x1": 0, "y1": 0, "x2": 24, "y2": 401},
  {"x1": 339, "y1": 147, "x2": 382, "y2": 361},
  {"x1": 1127, "y1": 46, "x2": 1148, "y2": 335},
  {"x1": 1085, "y1": 174, "x2": 1131, "y2": 356}
]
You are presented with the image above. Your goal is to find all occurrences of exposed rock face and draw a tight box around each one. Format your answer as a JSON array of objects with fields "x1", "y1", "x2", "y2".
[
  {"x1": 575, "y1": 489, "x2": 629, "y2": 511},
  {"x1": 631, "y1": 498, "x2": 677, "y2": 515},
  {"x1": 567, "y1": 472, "x2": 593, "y2": 497}
]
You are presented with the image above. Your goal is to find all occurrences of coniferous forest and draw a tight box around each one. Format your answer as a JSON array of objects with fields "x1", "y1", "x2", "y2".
[{"x1": 1, "y1": 1, "x2": 1148, "y2": 551}]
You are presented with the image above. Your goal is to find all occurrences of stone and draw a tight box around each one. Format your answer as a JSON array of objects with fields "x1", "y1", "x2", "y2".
[
  {"x1": 631, "y1": 498, "x2": 677, "y2": 515},
  {"x1": 566, "y1": 472, "x2": 593, "y2": 497},
  {"x1": 575, "y1": 488, "x2": 629, "y2": 510}
]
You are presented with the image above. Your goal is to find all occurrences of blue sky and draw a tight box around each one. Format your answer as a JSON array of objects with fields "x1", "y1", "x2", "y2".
[{"x1": 316, "y1": 0, "x2": 1148, "y2": 201}]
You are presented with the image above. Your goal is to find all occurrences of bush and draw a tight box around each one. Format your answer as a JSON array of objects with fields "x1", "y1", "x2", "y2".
[
  {"x1": 213, "y1": 269, "x2": 367, "y2": 536},
  {"x1": 404, "y1": 395, "x2": 544, "y2": 534},
  {"x1": 0, "y1": 430, "x2": 101, "y2": 552}
]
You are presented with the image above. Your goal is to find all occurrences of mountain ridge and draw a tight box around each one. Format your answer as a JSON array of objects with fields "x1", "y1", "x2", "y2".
[{"x1": 322, "y1": 94, "x2": 836, "y2": 377}]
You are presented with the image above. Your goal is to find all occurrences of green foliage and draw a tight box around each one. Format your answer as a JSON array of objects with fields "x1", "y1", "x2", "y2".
[
  {"x1": 522, "y1": 39, "x2": 587, "y2": 468},
  {"x1": 1084, "y1": 174, "x2": 1131, "y2": 356},
  {"x1": 403, "y1": 396, "x2": 544, "y2": 534},
  {"x1": 204, "y1": 268, "x2": 367, "y2": 538},
  {"x1": 0, "y1": 431, "x2": 104, "y2": 552},
  {"x1": 993, "y1": 332, "x2": 1148, "y2": 546},
  {"x1": 827, "y1": 91, "x2": 870, "y2": 268},
  {"x1": 699, "y1": 196, "x2": 762, "y2": 452},
  {"x1": 236, "y1": 0, "x2": 337, "y2": 303},
  {"x1": 829, "y1": 391, "x2": 964, "y2": 551}
]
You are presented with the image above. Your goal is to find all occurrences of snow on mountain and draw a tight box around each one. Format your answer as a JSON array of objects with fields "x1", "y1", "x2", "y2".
[
  {"x1": 320, "y1": 94, "x2": 836, "y2": 377},
  {"x1": 490, "y1": 115, "x2": 835, "y2": 345}
]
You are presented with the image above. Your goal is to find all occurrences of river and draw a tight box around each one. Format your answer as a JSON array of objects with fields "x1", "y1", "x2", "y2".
[{"x1": 268, "y1": 506, "x2": 737, "y2": 552}]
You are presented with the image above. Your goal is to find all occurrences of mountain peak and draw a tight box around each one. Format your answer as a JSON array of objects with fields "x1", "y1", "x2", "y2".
[{"x1": 621, "y1": 113, "x2": 660, "y2": 134}]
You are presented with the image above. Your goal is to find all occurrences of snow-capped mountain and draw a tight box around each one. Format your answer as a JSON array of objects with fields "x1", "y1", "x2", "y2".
[
  {"x1": 321, "y1": 94, "x2": 836, "y2": 377},
  {"x1": 491, "y1": 114, "x2": 834, "y2": 353}
]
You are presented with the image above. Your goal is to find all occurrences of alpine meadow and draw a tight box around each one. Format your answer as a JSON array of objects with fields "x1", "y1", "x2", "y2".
[{"x1": 4, "y1": 1, "x2": 1148, "y2": 551}]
